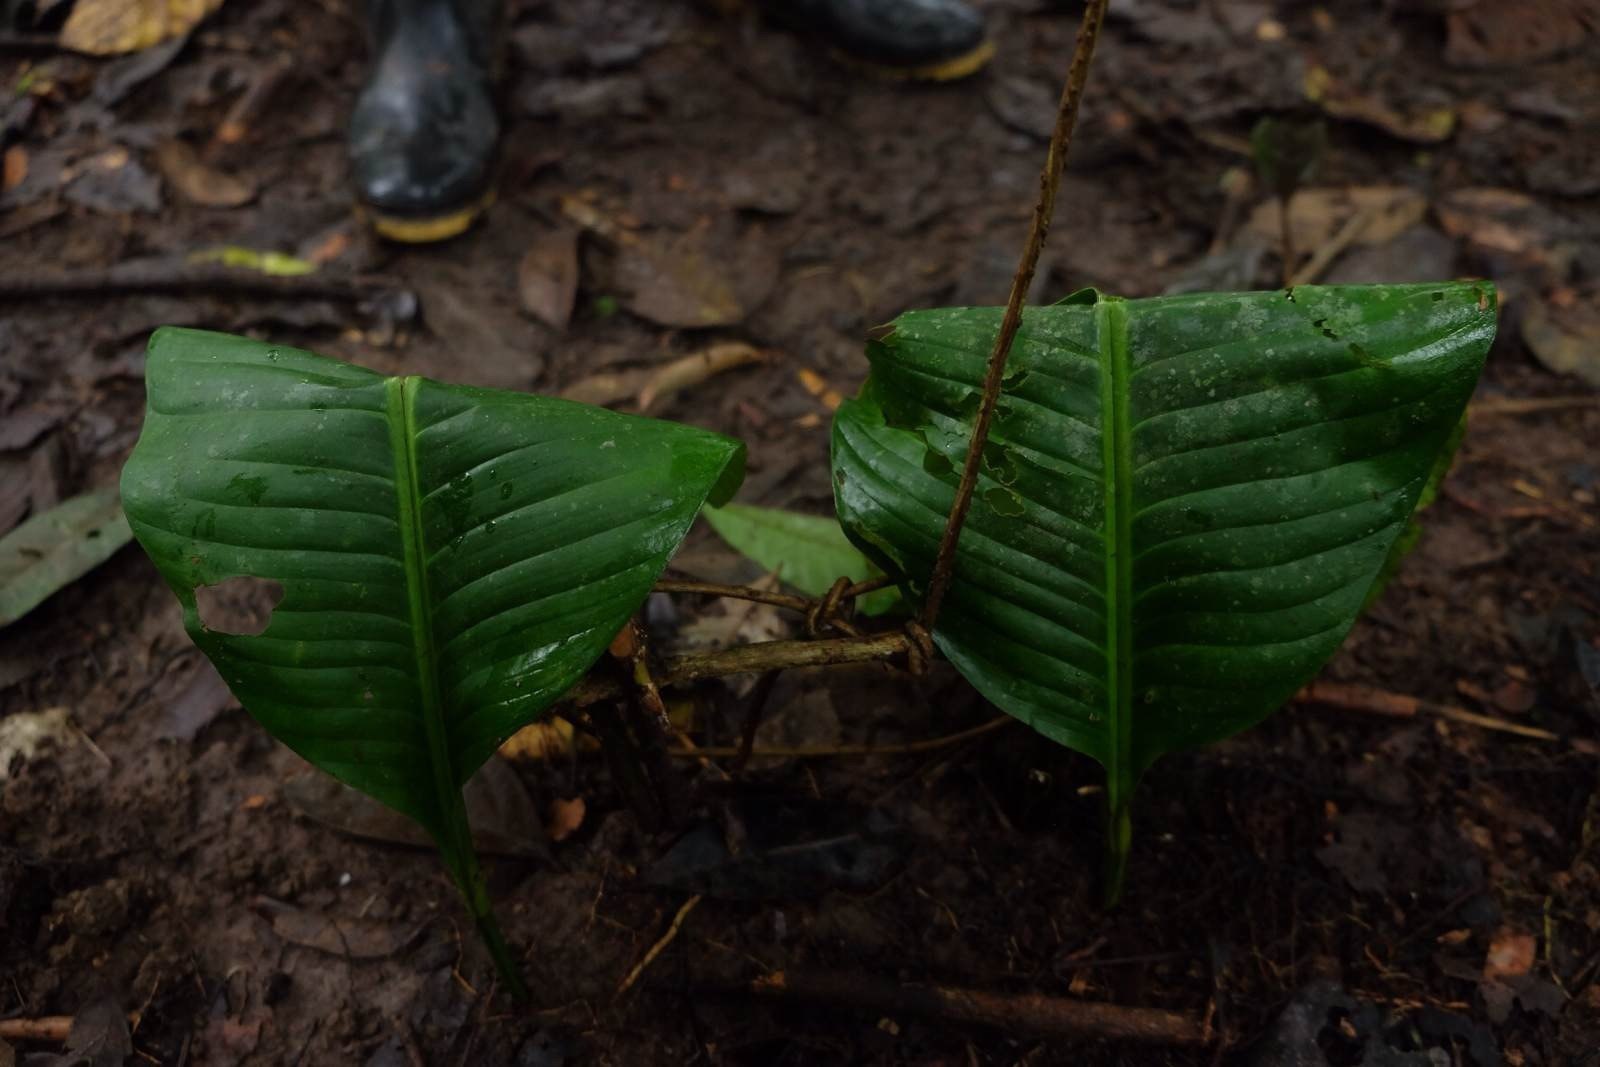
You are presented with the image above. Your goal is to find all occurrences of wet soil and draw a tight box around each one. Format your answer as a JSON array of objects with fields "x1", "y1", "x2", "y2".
[{"x1": 2, "y1": 0, "x2": 1599, "y2": 1063}]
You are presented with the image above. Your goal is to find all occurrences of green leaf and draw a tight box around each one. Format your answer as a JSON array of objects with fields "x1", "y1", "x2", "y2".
[
  {"x1": 831, "y1": 283, "x2": 1496, "y2": 894},
  {"x1": 0, "y1": 488, "x2": 132, "y2": 627},
  {"x1": 121, "y1": 328, "x2": 744, "y2": 987},
  {"x1": 702, "y1": 503, "x2": 899, "y2": 615}
]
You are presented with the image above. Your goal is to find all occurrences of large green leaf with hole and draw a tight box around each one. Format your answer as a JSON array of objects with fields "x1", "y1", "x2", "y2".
[
  {"x1": 831, "y1": 283, "x2": 1495, "y2": 891},
  {"x1": 122, "y1": 328, "x2": 744, "y2": 987}
]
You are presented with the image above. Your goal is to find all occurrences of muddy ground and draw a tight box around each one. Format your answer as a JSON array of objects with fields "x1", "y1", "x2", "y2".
[{"x1": 3, "y1": 0, "x2": 1599, "y2": 1063}]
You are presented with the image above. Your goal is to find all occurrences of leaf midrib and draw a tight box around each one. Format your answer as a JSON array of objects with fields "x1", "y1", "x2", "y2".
[
  {"x1": 385, "y1": 376, "x2": 459, "y2": 847},
  {"x1": 1097, "y1": 299, "x2": 1135, "y2": 793}
]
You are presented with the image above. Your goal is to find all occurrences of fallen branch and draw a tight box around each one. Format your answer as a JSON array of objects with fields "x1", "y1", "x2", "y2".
[
  {"x1": 0, "y1": 263, "x2": 392, "y2": 302},
  {"x1": 661, "y1": 631, "x2": 912, "y2": 687},
  {"x1": 738, "y1": 969, "x2": 1211, "y2": 1046},
  {"x1": 654, "y1": 579, "x2": 819, "y2": 617},
  {"x1": 0, "y1": 1013, "x2": 140, "y2": 1042},
  {"x1": 922, "y1": 0, "x2": 1110, "y2": 630},
  {"x1": 667, "y1": 713, "x2": 1014, "y2": 759},
  {"x1": 616, "y1": 895, "x2": 703, "y2": 996},
  {"x1": 1296, "y1": 681, "x2": 1561, "y2": 742},
  {"x1": 565, "y1": 631, "x2": 913, "y2": 707},
  {"x1": 0, "y1": 1016, "x2": 74, "y2": 1042},
  {"x1": 639, "y1": 343, "x2": 767, "y2": 412}
]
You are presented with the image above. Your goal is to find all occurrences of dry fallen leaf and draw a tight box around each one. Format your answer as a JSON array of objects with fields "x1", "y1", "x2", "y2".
[
  {"x1": 1304, "y1": 65, "x2": 1456, "y2": 144},
  {"x1": 1446, "y1": 0, "x2": 1599, "y2": 67},
  {"x1": 252, "y1": 896, "x2": 421, "y2": 959},
  {"x1": 517, "y1": 226, "x2": 581, "y2": 330},
  {"x1": 561, "y1": 194, "x2": 779, "y2": 328},
  {"x1": 1246, "y1": 186, "x2": 1427, "y2": 254},
  {"x1": 61, "y1": 0, "x2": 223, "y2": 55},
  {"x1": 2, "y1": 146, "x2": 27, "y2": 192},
  {"x1": 1522, "y1": 293, "x2": 1600, "y2": 390},
  {"x1": 499, "y1": 715, "x2": 599, "y2": 762},
  {"x1": 154, "y1": 139, "x2": 255, "y2": 208},
  {"x1": 1484, "y1": 929, "x2": 1536, "y2": 980},
  {"x1": 284, "y1": 757, "x2": 546, "y2": 857},
  {"x1": 0, "y1": 707, "x2": 73, "y2": 780},
  {"x1": 546, "y1": 796, "x2": 586, "y2": 842}
]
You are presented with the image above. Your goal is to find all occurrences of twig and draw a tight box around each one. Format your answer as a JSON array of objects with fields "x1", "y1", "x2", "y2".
[
  {"x1": 0, "y1": 264, "x2": 392, "y2": 302},
  {"x1": 660, "y1": 632, "x2": 912, "y2": 687},
  {"x1": 0, "y1": 1013, "x2": 141, "y2": 1042},
  {"x1": 739, "y1": 969, "x2": 1211, "y2": 1045},
  {"x1": 1289, "y1": 203, "x2": 1379, "y2": 286},
  {"x1": 0, "y1": 1016, "x2": 74, "y2": 1042},
  {"x1": 732, "y1": 669, "x2": 782, "y2": 773},
  {"x1": 655, "y1": 579, "x2": 816, "y2": 616},
  {"x1": 921, "y1": 0, "x2": 1110, "y2": 631},
  {"x1": 561, "y1": 630, "x2": 916, "y2": 711},
  {"x1": 667, "y1": 714, "x2": 1014, "y2": 759},
  {"x1": 206, "y1": 56, "x2": 295, "y2": 164},
  {"x1": 616, "y1": 895, "x2": 703, "y2": 996},
  {"x1": 1296, "y1": 681, "x2": 1561, "y2": 742},
  {"x1": 656, "y1": 576, "x2": 872, "y2": 637},
  {"x1": 845, "y1": 575, "x2": 895, "y2": 598}
]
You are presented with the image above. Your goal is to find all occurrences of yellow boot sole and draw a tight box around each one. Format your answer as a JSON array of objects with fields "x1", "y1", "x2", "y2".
[{"x1": 361, "y1": 189, "x2": 496, "y2": 244}]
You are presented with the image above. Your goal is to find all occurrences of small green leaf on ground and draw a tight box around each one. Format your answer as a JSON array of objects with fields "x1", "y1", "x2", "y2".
[
  {"x1": 702, "y1": 503, "x2": 899, "y2": 615},
  {"x1": 188, "y1": 245, "x2": 315, "y2": 276},
  {"x1": 0, "y1": 488, "x2": 132, "y2": 627}
]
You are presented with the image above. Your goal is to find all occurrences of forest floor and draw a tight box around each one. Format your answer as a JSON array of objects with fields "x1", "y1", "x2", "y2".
[{"x1": 2, "y1": 0, "x2": 1599, "y2": 1063}]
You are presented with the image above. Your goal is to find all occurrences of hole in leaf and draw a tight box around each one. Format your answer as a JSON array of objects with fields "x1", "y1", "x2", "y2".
[
  {"x1": 983, "y1": 487, "x2": 1025, "y2": 518},
  {"x1": 196, "y1": 576, "x2": 284, "y2": 636},
  {"x1": 982, "y1": 444, "x2": 1019, "y2": 486},
  {"x1": 922, "y1": 449, "x2": 955, "y2": 478},
  {"x1": 1002, "y1": 368, "x2": 1030, "y2": 390}
]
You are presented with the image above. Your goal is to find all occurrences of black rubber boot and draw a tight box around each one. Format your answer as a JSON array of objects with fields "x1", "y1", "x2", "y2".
[
  {"x1": 754, "y1": 0, "x2": 992, "y2": 80},
  {"x1": 349, "y1": 0, "x2": 501, "y2": 243}
]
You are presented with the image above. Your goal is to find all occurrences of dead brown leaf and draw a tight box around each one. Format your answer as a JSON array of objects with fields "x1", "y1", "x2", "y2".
[
  {"x1": 60, "y1": 0, "x2": 223, "y2": 55},
  {"x1": 1246, "y1": 186, "x2": 1427, "y2": 254},
  {"x1": 284, "y1": 756, "x2": 547, "y2": 857},
  {"x1": 1483, "y1": 929, "x2": 1536, "y2": 980},
  {"x1": 561, "y1": 195, "x2": 778, "y2": 328},
  {"x1": 252, "y1": 896, "x2": 422, "y2": 959},
  {"x1": 1446, "y1": 0, "x2": 1600, "y2": 67},
  {"x1": 517, "y1": 226, "x2": 581, "y2": 330},
  {"x1": 499, "y1": 715, "x2": 599, "y2": 762},
  {"x1": 2, "y1": 147, "x2": 26, "y2": 192},
  {"x1": 546, "y1": 796, "x2": 586, "y2": 842},
  {"x1": 154, "y1": 140, "x2": 255, "y2": 208},
  {"x1": 1522, "y1": 294, "x2": 1600, "y2": 389},
  {"x1": 1304, "y1": 66, "x2": 1456, "y2": 144}
]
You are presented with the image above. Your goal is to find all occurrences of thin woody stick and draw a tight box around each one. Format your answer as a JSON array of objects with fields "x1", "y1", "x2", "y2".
[{"x1": 920, "y1": 0, "x2": 1111, "y2": 630}]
